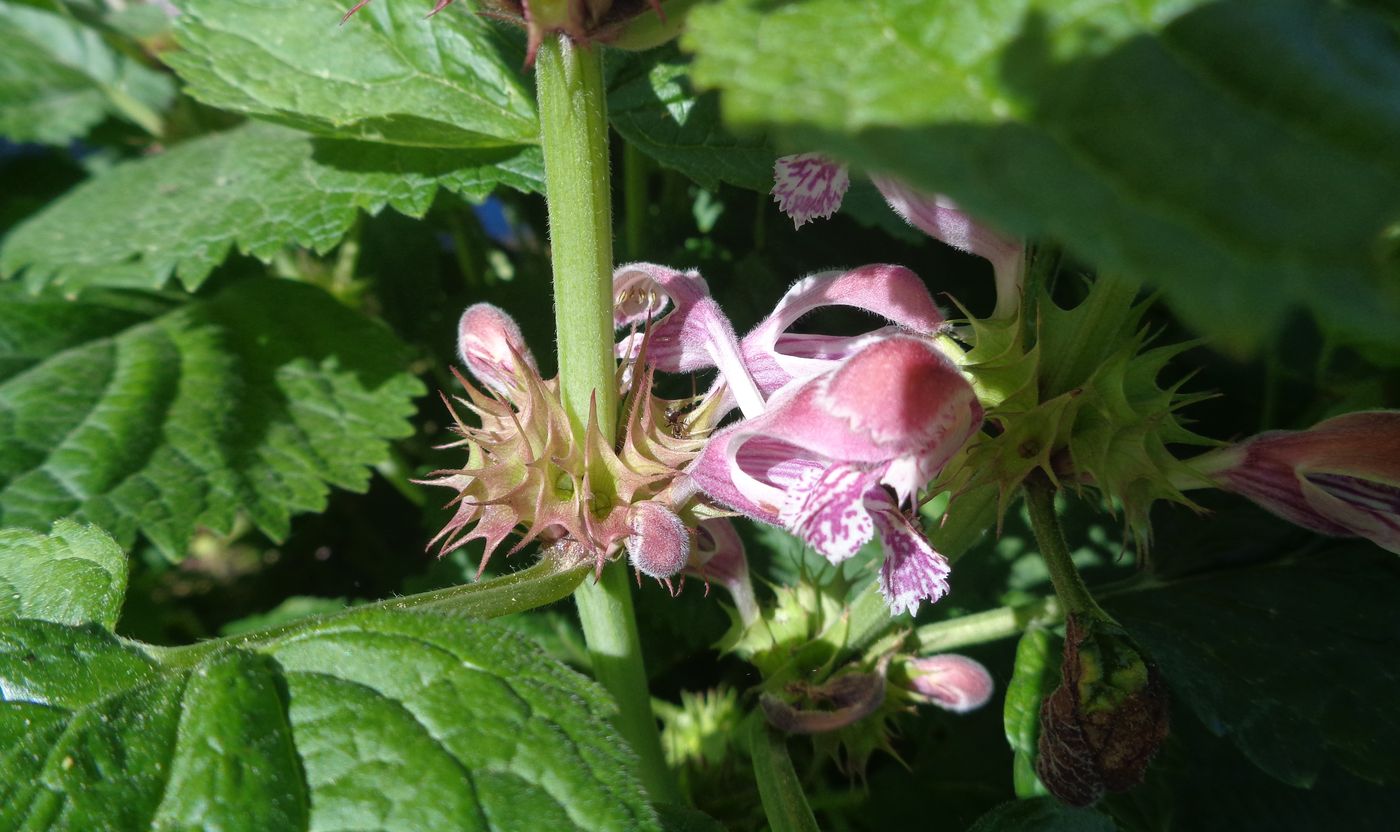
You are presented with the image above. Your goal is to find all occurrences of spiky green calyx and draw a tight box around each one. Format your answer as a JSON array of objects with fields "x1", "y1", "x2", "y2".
[{"x1": 938, "y1": 274, "x2": 1217, "y2": 548}]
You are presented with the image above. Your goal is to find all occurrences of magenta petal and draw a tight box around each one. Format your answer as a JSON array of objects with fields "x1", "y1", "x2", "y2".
[
  {"x1": 772, "y1": 154, "x2": 850, "y2": 228},
  {"x1": 870, "y1": 177, "x2": 1022, "y2": 270},
  {"x1": 779, "y1": 464, "x2": 880, "y2": 563},
  {"x1": 457, "y1": 303, "x2": 538, "y2": 395},
  {"x1": 870, "y1": 496, "x2": 950, "y2": 616},
  {"x1": 905, "y1": 654, "x2": 995, "y2": 713}
]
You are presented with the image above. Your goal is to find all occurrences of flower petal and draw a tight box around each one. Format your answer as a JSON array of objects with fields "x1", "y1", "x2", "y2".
[
  {"x1": 772, "y1": 153, "x2": 850, "y2": 228},
  {"x1": 779, "y1": 464, "x2": 880, "y2": 563},
  {"x1": 626, "y1": 502, "x2": 692, "y2": 578},
  {"x1": 870, "y1": 493, "x2": 950, "y2": 616}
]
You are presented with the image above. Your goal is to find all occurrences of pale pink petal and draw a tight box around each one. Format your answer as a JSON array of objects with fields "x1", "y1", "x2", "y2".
[
  {"x1": 871, "y1": 176, "x2": 1025, "y2": 317},
  {"x1": 905, "y1": 654, "x2": 995, "y2": 713},
  {"x1": 686, "y1": 518, "x2": 759, "y2": 625},
  {"x1": 772, "y1": 154, "x2": 850, "y2": 228},
  {"x1": 778, "y1": 464, "x2": 880, "y2": 563}
]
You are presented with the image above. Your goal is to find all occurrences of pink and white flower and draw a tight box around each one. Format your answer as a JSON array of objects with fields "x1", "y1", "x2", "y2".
[{"x1": 1189, "y1": 411, "x2": 1400, "y2": 553}]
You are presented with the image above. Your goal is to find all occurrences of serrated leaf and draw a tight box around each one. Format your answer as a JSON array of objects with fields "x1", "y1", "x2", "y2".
[
  {"x1": 1106, "y1": 544, "x2": 1400, "y2": 788},
  {"x1": 967, "y1": 797, "x2": 1117, "y2": 832},
  {"x1": 1004, "y1": 625, "x2": 1056, "y2": 798},
  {"x1": 169, "y1": 0, "x2": 537, "y2": 148},
  {"x1": 0, "y1": 520, "x2": 126, "y2": 629},
  {"x1": 685, "y1": 0, "x2": 1400, "y2": 354},
  {"x1": 1, "y1": 122, "x2": 542, "y2": 293},
  {"x1": 607, "y1": 44, "x2": 775, "y2": 192},
  {"x1": 0, "y1": 610, "x2": 659, "y2": 831},
  {"x1": 0, "y1": 0, "x2": 174, "y2": 143},
  {"x1": 0, "y1": 277, "x2": 424, "y2": 558}
]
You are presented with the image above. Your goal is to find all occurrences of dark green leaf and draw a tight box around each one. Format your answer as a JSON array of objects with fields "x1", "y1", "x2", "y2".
[
  {"x1": 0, "y1": 278, "x2": 424, "y2": 558},
  {"x1": 1, "y1": 122, "x2": 542, "y2": 293},
  {"x1": 655, "y1": 803, "x2": 728, "y2": 832},
  {"x1": 0, "y1": 520, "x2": 126, "y2": 629},
  {"x1": 170, "y1": 0, "x2": 537, "y2": 148},
  {"x1": 1106, "y1": 544, "x2": 1400, "y2": 787},
  {"x1": 0, "y1": 610, "x2": 660, "y2": 831},
  {"x1": 1004, "y1": 626, "x2": 1056, "y2": 798},
  {"x1": 685, "y1": 0, "x2": 1400, "y2": 354},
  {"x1": 607, "y1": 44, "x2": 775, "y2": 191},
  {"x1": 0, "y1": 0, "x2": 173, "y2": 143},
  {"x1": 968, "y1": 797, "x2": 1117, "y2": 832}
]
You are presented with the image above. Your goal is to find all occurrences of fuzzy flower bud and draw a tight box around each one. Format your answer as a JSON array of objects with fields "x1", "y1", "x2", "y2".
[
  {"x1": 1036, "y1": 615, "x2": 1170, "y2": 807},
  {"x1": 898, "y1": 654, "x2": 995, "y2": 713},
  {"x1": 626, "y1": 502, "x2": 691, "y2": 578}
]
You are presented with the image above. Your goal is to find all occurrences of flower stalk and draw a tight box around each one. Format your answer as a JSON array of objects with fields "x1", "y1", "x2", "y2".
[
  {"x1": 1023, "y1": 474, "x2": 1109, "y2": 620},
  {"x1": 535, "y1": 34, "x2": 680, "y2": 804}
]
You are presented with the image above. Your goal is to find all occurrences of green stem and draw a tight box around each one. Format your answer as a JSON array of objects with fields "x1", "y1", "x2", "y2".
[
  {"x1": 535, "y1": 35, "x2": 680, "y2": 805},
  {"x1": 747, "y1": 716, "x2": 822, "y2": 832},
  {"x1": 623, "y1": 141, "x2": 648, "y2": 260},
  {"x1": 912, "y1": 596, "x2": 1061, "y2": 653},
  {"x1": 1024, "y1": 475, "x2": 1109, "y2": 620}
]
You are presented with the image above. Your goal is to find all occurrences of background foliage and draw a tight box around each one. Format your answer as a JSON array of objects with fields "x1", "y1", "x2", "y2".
[{"x1": 2, "y1": 1, "x2": 1399, "y2": 830}]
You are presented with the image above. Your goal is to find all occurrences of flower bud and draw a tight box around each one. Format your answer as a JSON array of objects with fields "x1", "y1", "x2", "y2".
[
  {"x1": 899, "y1": 654, "x2": 995, "y2": 713},
  {"x1": 457, "y1": 303, "x2": 538, "y2": 396},
  {"x1": 1035, "y1": 615, "x2": 1170, "y2": 807},
  {"x1": 625, "y1": 501, "x2": 691, "y2": 578},
  {"x1": 1193, "y1": 411, "x2": 1400, "y2": 554}
]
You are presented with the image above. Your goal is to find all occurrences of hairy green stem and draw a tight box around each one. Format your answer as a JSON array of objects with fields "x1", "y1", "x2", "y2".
[
  {"x1": 535, "y1": 35, "x2": 680, "y2": 805},
  {"x1": 912, "y1": 596, "x2": 1061, "y2": 654},
  {"x1": 1024, "y1": 475, "x2": 1109, "y2": 620}
]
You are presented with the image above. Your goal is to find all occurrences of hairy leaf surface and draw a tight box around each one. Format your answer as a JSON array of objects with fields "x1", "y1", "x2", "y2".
[
  {"x1": 0, "y1": 122, "x2": 542, "y2": 293},
  {"x1": 0, "y1": 278, "x2": 423, "y2": 557},
  {"x1": 686, "y1": 0, "x2": 1400, "y2": 353}
]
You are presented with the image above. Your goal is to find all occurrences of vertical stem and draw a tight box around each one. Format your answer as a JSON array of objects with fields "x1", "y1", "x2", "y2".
[
  {"x1": 1023, "y1": 475, "x2": 1109, "y2": 620},
  {"x1": 623, "y1": 141, "x2": 648, "y2": 260},
  {"x1": 535, "y1": 35, "x2": 680, "y2": 805},
  {"x1": 537, "y1": 35, "x2": 618, "y2": 438},
  {"x1": 747, "y1": 717, "x2": 822, "y2": 832}
]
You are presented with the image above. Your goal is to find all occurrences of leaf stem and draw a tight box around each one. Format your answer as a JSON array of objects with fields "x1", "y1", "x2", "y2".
[
  {"x1": 623, "y1": 141, "x2": 648, "y2": 260},
  {"x1": 140, "y1": 554, "x2": 591, "y2": 669},
  {"x1": 535, "y1": 35, "x2": 680, "y2": 805},
  {"x1": 747, "y1": 715, "x2": 822, "y2": 832},
  {"x1": 1023, "y1": 474, "x2": 1109, "y2": 620},
  {"x1": 911, "y1": 596, "x2": 1061, "y2": 654}
]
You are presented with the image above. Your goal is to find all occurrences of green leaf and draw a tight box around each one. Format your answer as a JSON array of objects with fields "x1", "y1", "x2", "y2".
[
  {"x1": 0, "y1": 520, "x2": 126, "y2": 629},
  {"x1": 745, "y1": 717, "x2": 820, "y2": 832},
  {"x1": 0, "y1": 610, "x2": 659, "y2": 831},
  {"x1": 0, "y1": 277, "x2": 424, "y2": 558},
  {"x1": 1004, "y1": 625, "x2": 1056, "y2": 798},
  {"x1": 607, "y1": 44, "x2": 775, "y2": 192},
  {"x1": 169, "y1": 0, "x2": 537, "y2": 148},
  {"x1": 968, "y1": 797, "x2": 1117, "y2": 832},
  {"x1": 0, "y1": 0, "x2": 173, "y2": 143},
  {"x1": 1, "y1": 122, "x2": 542, "y2": 293},
  {"x1": 685, "y1": 0, "x2": 1400, "y2": 354},
  {"x1": 1106, "y1": 544, "x2": 1400, "y2": 788}
]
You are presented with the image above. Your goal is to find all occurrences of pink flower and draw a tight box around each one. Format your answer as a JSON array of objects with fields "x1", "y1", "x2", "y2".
[
  {"x1": 771, "y1": 154, "x2": 1025, "y2": 317},
  {"x1": 900, "y1": 654, "x2": 995, "y2": 713},
  {"x1": 1191, "y1": 411, "x2": 1400, "y2": 553},
  {"x1": 690, "y1": 336, "x2": 983, "y2": 615},
  {"x1": 772, "y1": 153, "x2": 850, "y2": 228}
]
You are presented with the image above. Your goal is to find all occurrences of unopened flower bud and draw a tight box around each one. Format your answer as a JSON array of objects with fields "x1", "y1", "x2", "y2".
[
  {"x1": 899, "y1": 654, "x2": 995, "y2": 713},
  {"x1": 625, "y1": 502, "x2": 691, "y2": 578},
  {"x1": 457, "y1": 303, "x2": 539, "y2": 396},
  {"x1": 1036, "y1": 615, "x2": 1170, "y2": 807}
]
